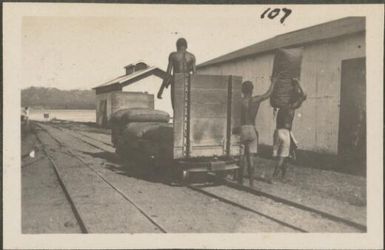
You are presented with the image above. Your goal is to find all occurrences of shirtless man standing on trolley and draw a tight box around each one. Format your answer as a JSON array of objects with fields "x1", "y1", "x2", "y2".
[{"x1": 157, "y1": 38, "x2": 196, "y2": 109}]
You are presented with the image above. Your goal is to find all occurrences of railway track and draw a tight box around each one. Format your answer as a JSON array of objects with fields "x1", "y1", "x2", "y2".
[
  {"x1": 35, "y1": 122, "x2": 366, "y2": 233},
  {"x1": 34, "y1": 123, "x2": 167, "y2": 233},
  {"x1": 34, "y1": 130, "x2": 89, "y2": 233},
  {"x1": 209, "y1": 174, "x2": 367, "y2": 232},
  {"x1": 187, "y1": 185, "x2": 306, "y2": 232}
]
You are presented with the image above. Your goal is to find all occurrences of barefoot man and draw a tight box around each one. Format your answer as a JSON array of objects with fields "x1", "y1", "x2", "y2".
[
  {"x1": 271, "y1": 78, "x2": 306, "y2": 181},
  {"x1": 239, "y1": 77, "x2": 277, "y2": 187}
]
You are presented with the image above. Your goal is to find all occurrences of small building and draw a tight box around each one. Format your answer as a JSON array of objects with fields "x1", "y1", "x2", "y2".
[
  {"x1": 197, "y1": 17, "x2": 366, "y2": 169},
  {"x1": 93, "y1": 62, "x2": 168, "y2": 127}
]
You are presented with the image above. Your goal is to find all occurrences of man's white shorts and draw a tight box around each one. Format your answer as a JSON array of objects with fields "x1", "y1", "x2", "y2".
[{"x1": 273, "y1": 128, "x2": 291, "y2": 157}]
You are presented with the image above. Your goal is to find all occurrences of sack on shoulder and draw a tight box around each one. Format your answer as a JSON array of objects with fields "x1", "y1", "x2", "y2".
[
  {"x1": 240, "y1": 125, "x2": 257, "y2": 143},
  {"x1": 291, "y1": 79, "x2": 307, "y2": 109}
]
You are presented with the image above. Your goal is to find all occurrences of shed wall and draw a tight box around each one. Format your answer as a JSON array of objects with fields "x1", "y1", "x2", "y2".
[
  {"x1": 110, "y1": 92, "x2": 154, "y2": 114},
  {"x1": 122, "y1": 75, "x2": 173, "y2": 116},
  {"x1": 198, "y1": 33, "x2": 365, "y2": 154},
  {"x1": 96, "y1": 91, "x2": 156, "y2": 127},
  {"x1": 95, "y1": 91, "x2": 115, "y2": 126}
]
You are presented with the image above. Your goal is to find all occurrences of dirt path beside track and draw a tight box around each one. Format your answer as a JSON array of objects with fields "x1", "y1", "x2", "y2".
[{"x1": 22, "y1": 130, "x2": 82, "y2": 233}]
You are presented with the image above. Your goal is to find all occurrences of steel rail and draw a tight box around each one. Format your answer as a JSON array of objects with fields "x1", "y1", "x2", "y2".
[
  {"x1": 34, "y1": 128, "x2": 89, "y2": 233},
  {"x1": 36, "y1": 123, "x2": 168, "y2": 233},
  {"x1": 50, "y1": 124, "x2": 113, "y2": 149},
  {"x1": 209, "y1": 173, "x2": 367, "y2": 232},
  {"x1": 188, "y1": 185, "x2": 307, "y2": 232}
]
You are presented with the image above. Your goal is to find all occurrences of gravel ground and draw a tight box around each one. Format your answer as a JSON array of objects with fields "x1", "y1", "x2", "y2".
[
  {"x1": 21, "y1": 130, "x2": 81, "y2": 233},
  {"x1": 201, "y1": 185, "x2": 361, "y2": 232},
  {"x1": 239, "y1": 157, "x2": 366, "y2": 226},
  {"x1": 251, "y1": 157, "x2": 366, "y2": 206},
  {"x1": 35, "y1": 126, "x2": 163, "y2": 233}
]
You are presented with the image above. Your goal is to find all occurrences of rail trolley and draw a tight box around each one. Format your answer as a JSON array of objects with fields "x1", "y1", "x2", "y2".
[{"x1": 114, "y1": 73, "x2": 244, "y2": 182}]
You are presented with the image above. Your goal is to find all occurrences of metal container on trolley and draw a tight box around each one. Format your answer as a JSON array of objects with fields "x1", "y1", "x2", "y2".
[{"x1": 172, "y1": 73, "x2": 243, "y2": 179}]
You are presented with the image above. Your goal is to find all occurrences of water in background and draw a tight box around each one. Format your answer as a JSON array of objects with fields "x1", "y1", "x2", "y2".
[{"x1": 29, "y1": 109, "x2": 96, "y2": 123}]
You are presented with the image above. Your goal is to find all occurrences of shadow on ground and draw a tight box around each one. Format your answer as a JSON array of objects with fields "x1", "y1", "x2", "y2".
[
  {"x1": 82, "y1": 151, "x2": 174, "y2": 185},
  {"x1": 81, "y1": 151, "x2": 222, "y2": 187}
]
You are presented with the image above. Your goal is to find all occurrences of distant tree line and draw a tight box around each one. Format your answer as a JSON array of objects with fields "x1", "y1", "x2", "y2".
[{"x1": 21, "y1": 87, "x2": 96, "y2": 109}]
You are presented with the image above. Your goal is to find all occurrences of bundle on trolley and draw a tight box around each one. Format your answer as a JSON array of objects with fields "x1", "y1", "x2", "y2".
[
  {"x1": 110, "y1": 108, "x2": 170, "y2": 147},
  {"x1": 110, "y1": 108, "x2": 170, "y2": 124},
  {"x1": 118, "y1": 122, "x2": 173, "y2": 161}
]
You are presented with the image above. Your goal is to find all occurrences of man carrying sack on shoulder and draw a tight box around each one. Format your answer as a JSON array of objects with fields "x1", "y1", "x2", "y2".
[{"x1": 271, "y1": 78, "x2": 306, "y2": 182}]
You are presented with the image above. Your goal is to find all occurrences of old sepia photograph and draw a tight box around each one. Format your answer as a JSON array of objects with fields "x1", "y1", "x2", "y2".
[{"x1": 2, "y1": 2, "x2": 384, "y2": 249}]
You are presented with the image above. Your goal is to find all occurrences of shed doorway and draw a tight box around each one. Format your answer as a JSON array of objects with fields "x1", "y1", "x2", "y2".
[
  {"x1": 338, "y1": 57, "x2": 366, "y2": 173},
  {"x1": 99, "y1": 100, "x2": 108, "y2": 127}
]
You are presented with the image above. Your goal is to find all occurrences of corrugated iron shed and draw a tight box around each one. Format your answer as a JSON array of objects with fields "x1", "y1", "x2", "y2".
[{"x1": 198, "y1": 17, "x2": 365, "y2": 69}]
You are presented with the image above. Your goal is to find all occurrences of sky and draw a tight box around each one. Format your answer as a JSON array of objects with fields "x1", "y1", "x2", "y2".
[{"x1": 21, "y1": 4, "x2": 357, "y2": 90}]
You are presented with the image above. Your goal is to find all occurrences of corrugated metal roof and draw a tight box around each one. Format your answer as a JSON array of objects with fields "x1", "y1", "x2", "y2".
[
  {"x1": 198, "y1": 17, "x2": 365, "y2": 69},
  {"x1": 93, "y1": 66, "x2": 167, "y2": 90}
]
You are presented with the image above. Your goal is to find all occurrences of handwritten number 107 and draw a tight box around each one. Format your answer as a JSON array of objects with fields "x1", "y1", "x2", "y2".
[{"x1": 261, "y1": 8, "x2": 292, "y2": 24}]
